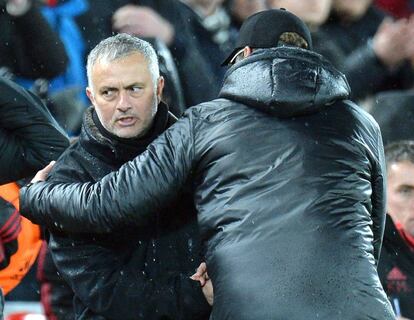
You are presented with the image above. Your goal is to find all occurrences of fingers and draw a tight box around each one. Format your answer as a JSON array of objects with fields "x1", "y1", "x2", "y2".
[
  {"x1": 201, "y1": 278, "x2": 214, "y2": 306},
  {"x1": 190, "y1": 262, "x2": 208, "y2": 286},
  {"x1": 196, "y1": 262, "x2": 207, "y2": 275},
  {"x1": 31, "y1": 160, "x2": 55, "y2": 183}
]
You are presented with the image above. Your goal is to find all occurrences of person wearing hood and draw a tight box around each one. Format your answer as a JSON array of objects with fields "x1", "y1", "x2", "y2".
[{"x1": 21, "y1": 9, "x2": 395, "y2": 319}]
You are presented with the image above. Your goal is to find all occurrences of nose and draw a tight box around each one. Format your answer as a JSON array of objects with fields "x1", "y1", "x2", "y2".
[{"x1": 117, "y1": 90, "x2": 132, "y2": 112}]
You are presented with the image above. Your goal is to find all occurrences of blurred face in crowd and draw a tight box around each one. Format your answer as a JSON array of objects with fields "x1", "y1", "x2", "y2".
[
  {"x1": 268, "y1": 0, "x2": 332, "y2": 27},
  {"x1": 387, "y1": 160, "x2": 414, "y2": 237},
  {"x1": 332, "y1": 0, "x2": 372, "y2": 21},
  {"x1": 230, "y1": 0, "x2": 267, "y2": 23},
  {"x1": 86, "y1": 52, "x2": 164, "y2": 139}
]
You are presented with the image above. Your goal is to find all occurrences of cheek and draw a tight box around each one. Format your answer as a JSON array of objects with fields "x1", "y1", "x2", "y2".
[
  {"x1": 135, "y1": 95, "x2": 156, "y2": 117},
  {"x1": 389, "y1": 194, "x2": 414, "y2": 223},
  {"x1": 387, "y1": 193, "x2": 405, "y2": 215},
  {"x1": 95, "y1": 103, "x2": 116, "y2": 123}
]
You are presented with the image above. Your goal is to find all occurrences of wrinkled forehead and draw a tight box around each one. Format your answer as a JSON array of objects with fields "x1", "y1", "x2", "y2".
[{"x1": 90, "y1": 53, "x2": 155, "y2": 87}]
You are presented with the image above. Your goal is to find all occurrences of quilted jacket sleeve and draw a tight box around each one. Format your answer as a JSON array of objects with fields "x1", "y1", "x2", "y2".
[
  {"x1": 0, "y1": 77, "x2": 69, "y2": 184},
  {"x1": 370, "y1": 127, "x2": 387, "y2": 266},
  {"x1": 20, "y1": 112, "x2": 196, "y2": 233}
]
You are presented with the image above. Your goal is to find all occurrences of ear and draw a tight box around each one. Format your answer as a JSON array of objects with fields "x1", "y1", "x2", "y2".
[
  {"x1": 243, "y1": 46, "x2": 253, "y2": 58},
  {"x1": 86, "y1": 87, "x2": 96, "y2": 106},
  {"x1": 156, "y1": 76, "x2": 165, "y2": 103}
]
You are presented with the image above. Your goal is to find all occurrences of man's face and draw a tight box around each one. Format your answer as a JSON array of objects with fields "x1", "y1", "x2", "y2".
[
  {"x1": 86, "y1": 52, "x2": 164, "y2": 139},
  {"x1": 387, "y1": 160, "x2": 414, "y2": 236}
]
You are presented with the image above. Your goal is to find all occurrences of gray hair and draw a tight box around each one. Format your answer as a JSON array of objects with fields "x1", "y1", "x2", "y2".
[
  {"x1": 385, "y1": 140, "x2": 414, "y2": 168},
  {"x1": 86, "y1": 33, "x2": 160, "y2": 89}
]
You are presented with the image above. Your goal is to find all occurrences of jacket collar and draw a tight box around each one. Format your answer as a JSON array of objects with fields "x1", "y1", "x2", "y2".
[{"x1": 79, "y1": 102, "x2": 174, "y2": 166}]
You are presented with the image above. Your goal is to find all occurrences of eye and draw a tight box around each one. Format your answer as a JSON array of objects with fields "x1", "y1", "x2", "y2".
[
  {"x1": 399, "y1": 186, "x2": 414, "y2": 196},
  {"x1": 130, "y1": 86, "x2": 143, "y2": 95},
  {"x1": 101, "y1": 89, "x2": 115, "y2": 99}
]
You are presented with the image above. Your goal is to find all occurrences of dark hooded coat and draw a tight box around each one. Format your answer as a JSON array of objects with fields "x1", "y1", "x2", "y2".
[
  {"x1": 21, "y1": 47, "x2": 394, "y2": 319},
  {"x1": 38, "y1": 104, "x2": 210, "y2": 320}
]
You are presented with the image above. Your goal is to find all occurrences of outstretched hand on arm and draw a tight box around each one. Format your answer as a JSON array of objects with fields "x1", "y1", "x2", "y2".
[{"x1": 191, "y1": 262, "x2": 214, "y2": 306}]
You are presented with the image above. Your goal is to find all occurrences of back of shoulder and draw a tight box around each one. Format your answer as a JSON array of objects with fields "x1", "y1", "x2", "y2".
[
  {"x1": 186, "y1": 98, "x2": 240, "y2": 121},
  {"x1": 336, "y1": 99, "x2": 381, "y2": 133}
]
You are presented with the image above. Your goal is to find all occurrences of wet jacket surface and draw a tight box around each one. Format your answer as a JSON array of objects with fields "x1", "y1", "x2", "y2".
[
  {"x1": 0, "y1": 76, "x2": 69, "y2": 184},
  {"x1": 21, "y1": 47, "x2": 394, "y2": 319},
  {"x1": 40, "y1": 104, "x2": 209, "y2": 319}
]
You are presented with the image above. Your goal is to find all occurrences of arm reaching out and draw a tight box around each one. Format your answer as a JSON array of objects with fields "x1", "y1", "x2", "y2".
[{"x1": 20, "y1": 114, "x2": 196, "y2": 233}]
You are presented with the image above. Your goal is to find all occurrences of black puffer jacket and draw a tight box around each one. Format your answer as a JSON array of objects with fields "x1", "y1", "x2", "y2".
[
  {"x1": 0, "y1": 76, "x2": 69, "y2": 184},
  {"x1": 41, "y1": 104, "x2": 210, "y2": 319},
  {"x1": 21, "y1": 47, "x2": 394, "y2": 319}
]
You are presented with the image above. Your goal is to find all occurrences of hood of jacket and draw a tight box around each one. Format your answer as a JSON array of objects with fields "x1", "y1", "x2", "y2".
[{"x1": 219, "y1": 46, "x2": 350, "y2": 117}]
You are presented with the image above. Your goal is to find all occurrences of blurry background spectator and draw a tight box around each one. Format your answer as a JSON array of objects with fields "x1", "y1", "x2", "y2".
[
  {"x1": 76, "y1": 0, "x2": 226, "y2": 109},
  {"x1": 14, "y1": 0, "x2": 89, "y2": 137},
  {"x1": 225, "y1": 0, "x2": 266, "y2": 29},
  {"x1": 321, "y1": 0, "x2": 414, "y2": 102},
  {"x1": 0, "y1": 0, "x2": 68, "y2": 80},
  {"x1": 376, "y1": 0, "x2": 414, "y2": 18},
  {"x1": 379, "y1": 140, "x2": 414, "y2": 320}
]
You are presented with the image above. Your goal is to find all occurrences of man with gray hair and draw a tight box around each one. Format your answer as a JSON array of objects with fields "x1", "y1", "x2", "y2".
[{"x1": 37, "y1": 33, "x2": 211, "y2": 320}]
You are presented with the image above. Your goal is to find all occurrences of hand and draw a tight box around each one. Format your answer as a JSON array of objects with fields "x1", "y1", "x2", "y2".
[
  {"x1": 191, "y1": 262, "x2": 214, "y2": 306},
  {"x1": 372, "y1": 16, "x2": 414, "y2": 68},
  {"x1": 396, "y1": 317, "x2": 410, "y2": 320},
  {"x1": 112, "y1": 5, "x2": 174, "y2": 45},
  {"x1": 30, "y1": 161, "x2": 55, "y2": 183}
]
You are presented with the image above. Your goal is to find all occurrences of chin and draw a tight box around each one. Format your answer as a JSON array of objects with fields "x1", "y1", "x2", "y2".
[{"x1": 116, "y1": 128, "x2": 142, "y2": 139}]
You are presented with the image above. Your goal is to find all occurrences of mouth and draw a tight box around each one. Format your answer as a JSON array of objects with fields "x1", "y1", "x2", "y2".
[{"x1": 116, "y1": 116, "x2": 137, "y2": 127}]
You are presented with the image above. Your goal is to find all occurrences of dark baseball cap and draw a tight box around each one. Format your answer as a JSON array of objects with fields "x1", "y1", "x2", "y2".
[{"x1": 222, "y1": 8, "x2": 313, "y2": 66}]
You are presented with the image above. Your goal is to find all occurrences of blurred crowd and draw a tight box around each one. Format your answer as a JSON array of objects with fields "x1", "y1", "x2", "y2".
[{"x1": 2, "y1": 0, "x2": 414, "y2": 319}]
